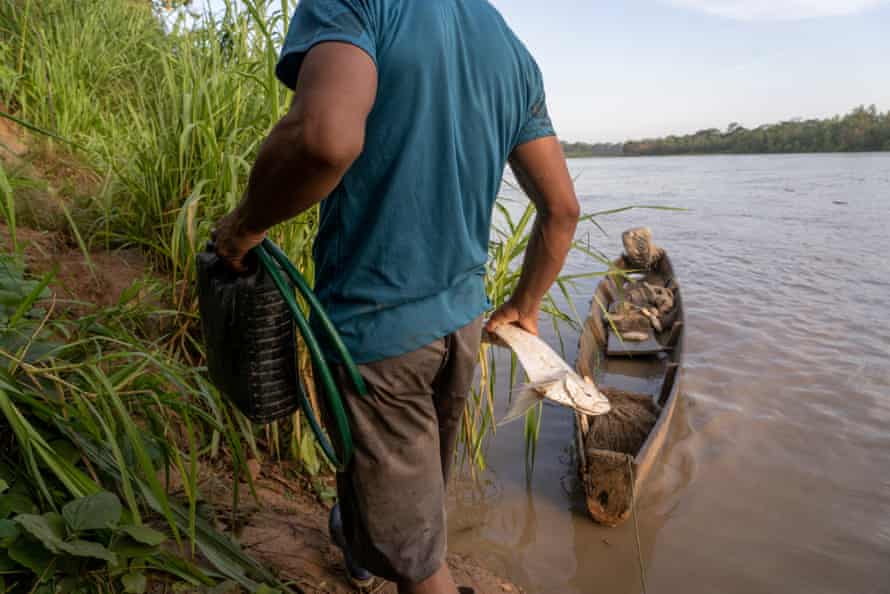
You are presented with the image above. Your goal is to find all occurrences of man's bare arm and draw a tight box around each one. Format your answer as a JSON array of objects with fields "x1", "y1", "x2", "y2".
[
  {"x1": 213, "y1": 42, "x2": 378, "y2": 271},
  {"x1": 486, "y1": 136, "x2": 580, "y2": 335}
]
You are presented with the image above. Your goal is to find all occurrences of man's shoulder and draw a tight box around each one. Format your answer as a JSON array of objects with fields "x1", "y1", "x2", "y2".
[{"x1": 465, "y1": 1, "x2": 540, "y2": 73}]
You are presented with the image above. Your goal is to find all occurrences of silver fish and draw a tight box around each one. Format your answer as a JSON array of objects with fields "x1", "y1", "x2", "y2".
[{"x1": 488, "y1": 325, "x2": 611, "y2": 425}]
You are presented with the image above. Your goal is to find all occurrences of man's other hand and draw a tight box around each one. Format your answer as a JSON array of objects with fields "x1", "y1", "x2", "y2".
[
  {"x1": 485, "y1": 299, "x2": 540, "y2": 336},
  {"x1": 211, "y1": 209, "x2": 266, "y2": 273},
  {"x1": 486, "y1": 136, "x2": 579, "y2": 338}
]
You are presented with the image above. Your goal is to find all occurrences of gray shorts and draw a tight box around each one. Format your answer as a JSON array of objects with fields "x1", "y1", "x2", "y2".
[{"x1": 331, "y1": 316, "x2": 482, "y2": 583}]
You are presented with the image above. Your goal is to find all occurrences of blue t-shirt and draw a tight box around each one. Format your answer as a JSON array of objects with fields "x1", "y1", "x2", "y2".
[{"x1": 276, "y1": 0, "x2": 555, "y2": 363}]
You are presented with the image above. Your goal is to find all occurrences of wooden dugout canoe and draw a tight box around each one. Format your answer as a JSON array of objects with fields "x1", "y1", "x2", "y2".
[{"x1": 573, "y1": 249, "x2": 684, "y2": 527}]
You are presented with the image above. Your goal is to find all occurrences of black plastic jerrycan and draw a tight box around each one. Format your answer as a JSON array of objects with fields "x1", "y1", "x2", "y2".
[{"x1": 195, "y1": 242, "x2": 300, "y2": 424}]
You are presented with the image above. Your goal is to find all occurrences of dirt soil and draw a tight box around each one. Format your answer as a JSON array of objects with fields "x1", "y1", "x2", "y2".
[
  {"x1": 3, "y1": 107, "x2": 148, "y2": 309},
  {"x1": 2, "y1": 223, "x2": 152, "y2": 309},
  {"x1": 1, "y1": 104, "x2": 102, "y2": 232},
  {"x1": 0, "y1": 108, "x2": 28, "y2": 159},
  {"x1": 188, "y1": 461, "x2": 523, "y2": 594}
]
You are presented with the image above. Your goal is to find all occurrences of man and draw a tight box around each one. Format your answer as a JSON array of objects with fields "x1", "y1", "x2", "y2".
[{"x1": 213, "y1": 0, "x2": 579, "y2": 592}]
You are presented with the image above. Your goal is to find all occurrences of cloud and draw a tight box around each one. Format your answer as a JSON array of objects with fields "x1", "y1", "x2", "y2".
[{"x1": 661, "y1": 0, "x2": 889, "y2": 20}]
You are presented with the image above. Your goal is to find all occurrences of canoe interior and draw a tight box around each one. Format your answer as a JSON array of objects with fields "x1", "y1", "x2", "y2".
[{"x1": 574, "y1": 253, "x2": 684, "y2": 527}]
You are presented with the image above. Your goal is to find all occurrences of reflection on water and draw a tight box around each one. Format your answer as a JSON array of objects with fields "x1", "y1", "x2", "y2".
[{"x1": 448, "y1": 153, "x2": 890, "y2": 594}]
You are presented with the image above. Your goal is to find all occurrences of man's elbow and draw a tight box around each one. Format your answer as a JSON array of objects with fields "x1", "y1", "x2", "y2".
[
  {"x1": 543, "y1": 196, "x2": 581, "y2": 228},
  {"x1": 280, "y1": 113, "x2": 364, "y2": 171},
  {"x1": 562, "y1": 197, "x2": 582, "y2": 224},
  {"x1": 304, "y1": 130, "x2": 364, "y2": 171}
]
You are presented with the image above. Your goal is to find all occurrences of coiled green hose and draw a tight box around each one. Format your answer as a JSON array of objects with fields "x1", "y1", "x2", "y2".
[{"x1": 254, "y1": 238, "x2": 366, "y2": 471}]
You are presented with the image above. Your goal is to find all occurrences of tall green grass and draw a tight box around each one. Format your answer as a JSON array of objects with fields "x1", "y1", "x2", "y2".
[{"x1": 0, "y1": 186, "x2": 288, "y2": 590}]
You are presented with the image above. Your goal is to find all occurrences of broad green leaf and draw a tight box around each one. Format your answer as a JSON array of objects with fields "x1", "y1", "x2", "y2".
[
  {"x1": 0, "y1": 480, "x2": 7, "y2": 494},
  {"x1": 119, "y1": 525, "x2": 166, "y2": 546},
  {"x1": 14, "y1": 513, "x2": 66, "y2": 552},
  {"x1": 62, "y1": 491, "x2": 122, "y2": 532},
  {"x1": 147, "y1": 551, "x2": 214, "y2": 587},
  {"x1": 121, "y1": 571, "x2": 147, "y2": 593},
  {"x1": 57, "y1": 539, "x2": 117, "y2": 563},
  {"x1": 8, "y1": 267, "x2": 54, "y2": 326},
  {"x1": 0, "y1": 518, "x2": 19, "y2": 547},
  {"x1": 55, "y1": 577, "x2": 89, "y2": 593},
  {"x1": 64, "y1": 428, "x2": 274, "y2": 590},
  {"x1": 7, "y1": 537, "x2": 55, "y2": 574},
  {"x1": 0, "y1": 462, "x2": 14, "y2": 484},
  {"x1": 0, "y1": 494, "x2": 38, "y2": 518},
  {"x1": 110, "y1": 535, "x2": 157, "y2": 559},
  {"x1": 0, "y1": 549, "x2": 18, "y2": 571},
  {"x1": 47, "y1": 440, "x2": 82, "y2": 467}
]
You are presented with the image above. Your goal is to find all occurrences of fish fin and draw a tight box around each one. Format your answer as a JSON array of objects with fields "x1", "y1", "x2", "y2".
[
  {"x1": 518, "y1": 374, "x2": 566, "y2": 392},
  {"x1": 497, "y1": 384, "x2": 543, "y2": 426}
]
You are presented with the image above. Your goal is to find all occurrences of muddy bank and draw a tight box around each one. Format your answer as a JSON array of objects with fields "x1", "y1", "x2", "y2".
[
  {"x1": 2, "y1": 223, "x2": 153, "y2": 309},
  {"x1": 164, "y1": 461, "x2": 523, "y2": 594},
  {"x1": 2, "y1": 109, "x2": 151, "y2": 310},
  {"x1": 1, "y1": 105, "x2": 102, "y2": 234}
]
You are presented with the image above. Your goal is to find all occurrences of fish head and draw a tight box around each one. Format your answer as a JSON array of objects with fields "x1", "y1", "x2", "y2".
[{"x1": 564, "y1": 375, "x2": 612, "y2": 416}]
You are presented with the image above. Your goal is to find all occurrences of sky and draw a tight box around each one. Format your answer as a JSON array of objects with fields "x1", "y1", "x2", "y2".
[
  {"x1": 491, "y1": 0, "x2": 890, "y2": 141},
  {"x1": 197, "y1": 0, "x2": 890, "y2": 142}
]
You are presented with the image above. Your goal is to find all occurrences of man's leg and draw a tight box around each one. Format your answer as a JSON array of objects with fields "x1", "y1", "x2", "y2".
[
  {"x1": 433, "y1": 317, "x2": 484, "y2": 484},
  {"x1": 397, "y1": 317, "x2": 484, "y2": 594},
  {"x1": 332, "y1": 318, "x2": 482, "y2": 592},
  {"x1": 398, "y1": 565, "x2": 458, "y2": 594},
  {"x1": 333, "y1": 338, "x2": 452, "y2": 588}
]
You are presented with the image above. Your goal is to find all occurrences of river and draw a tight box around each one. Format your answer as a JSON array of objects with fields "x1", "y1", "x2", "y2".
[{"x1": 448, "y1": 153, "x2": 890, "y2": 594}]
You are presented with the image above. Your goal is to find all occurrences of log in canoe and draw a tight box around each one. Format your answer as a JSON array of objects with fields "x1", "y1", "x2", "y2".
[{"x1": 574, "y1": 228, "x2": 684, "y2": 527}]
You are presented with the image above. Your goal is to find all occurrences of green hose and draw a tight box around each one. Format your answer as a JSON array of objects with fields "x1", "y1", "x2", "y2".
[{"x1": 254, "y1": 238, "x2": 366, "y2": 471}]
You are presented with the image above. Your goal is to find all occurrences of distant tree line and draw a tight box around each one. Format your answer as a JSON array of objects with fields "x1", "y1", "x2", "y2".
[
  {"x1": 561, "y1": 141, "x2": 624, "y2": 158},
  {"x1": 562, "y1": 105, "x2": 890, "y2": 157}
]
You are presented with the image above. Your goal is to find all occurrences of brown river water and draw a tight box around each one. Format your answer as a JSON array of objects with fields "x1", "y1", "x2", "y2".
[{"x1": 447, "y1": 153, "x2": 890, "y2": 594}]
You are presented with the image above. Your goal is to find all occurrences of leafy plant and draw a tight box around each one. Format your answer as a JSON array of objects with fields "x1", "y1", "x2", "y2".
[
  {"x1": 0, "y1": 490, "x2": 167, "y2": 593},
  {"x1": 0, "y1": 243, "x2": 286, "y2": 591}
]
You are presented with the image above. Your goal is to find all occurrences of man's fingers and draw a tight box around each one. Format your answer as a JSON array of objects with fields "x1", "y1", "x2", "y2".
[
  {"x1": 518, "y1": 318, "x2": 539, "y2": 336},
  {"x1": 219, "y1": 254, "x2": 247, "y2": 273},
  {"x1": 485, "y1": 310, "x2": 514, "y2": 332}
]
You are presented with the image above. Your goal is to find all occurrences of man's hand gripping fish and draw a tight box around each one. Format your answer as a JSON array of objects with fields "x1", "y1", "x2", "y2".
[{"x1": 488, "y1": 325, "x2": 611, "y2": 425}]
